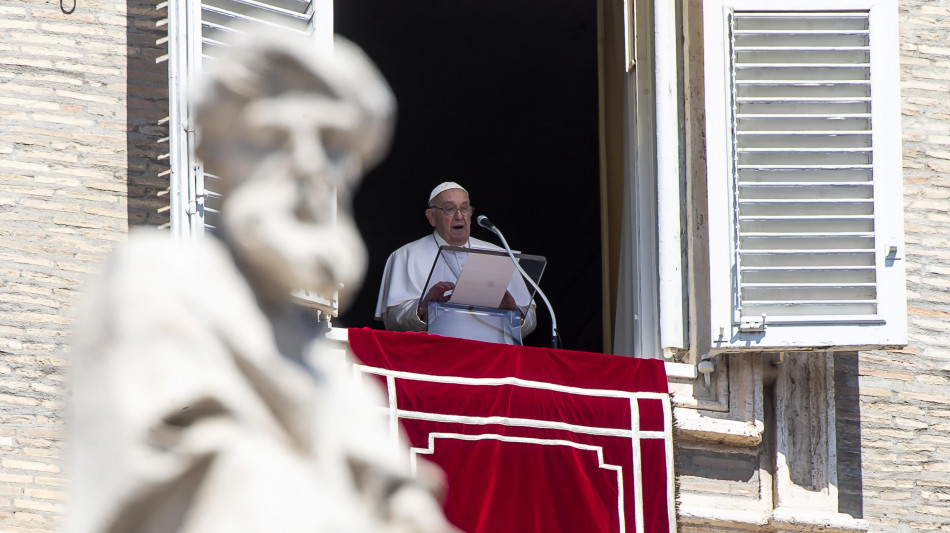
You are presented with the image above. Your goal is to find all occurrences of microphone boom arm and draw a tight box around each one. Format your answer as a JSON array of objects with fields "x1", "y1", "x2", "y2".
[{"x1": 478, "y1": 216, "x2": 561, "y2": 349}]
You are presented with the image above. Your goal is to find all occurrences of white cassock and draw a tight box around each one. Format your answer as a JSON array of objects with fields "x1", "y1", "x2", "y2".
[{"x1": 374, "y1": 231, "x2": 537, "y2": 340}]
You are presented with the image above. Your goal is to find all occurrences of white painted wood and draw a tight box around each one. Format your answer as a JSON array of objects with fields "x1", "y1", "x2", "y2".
[
  {"x1": 704, "y1": 0, "x2": 906, "y2": 352},
  {"x1": 167, "y1": 0, "x2": 202, "y2": 239},
  {"x1": 654, "y1": 0, "x2": 686, "y2": 353},
  {"x1": 168, "y1": 0, "x2": 338, "y2": 313},
  {"x1": 168, "y1": 0, "x2": 330, "y2": 238}
]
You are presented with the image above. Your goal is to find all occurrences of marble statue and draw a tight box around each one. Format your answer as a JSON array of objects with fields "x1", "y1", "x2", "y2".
[{"x1": 66, "y1": 29, "x2": 459, "y2": 533}]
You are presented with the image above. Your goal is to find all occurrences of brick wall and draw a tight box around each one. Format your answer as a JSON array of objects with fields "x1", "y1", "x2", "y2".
[
  {"x1": 856, "y1": 1, "x2": 950, "y2": 530},
  {"x1": 0, "y1": 0, "x2": 167, "y2": 530}
]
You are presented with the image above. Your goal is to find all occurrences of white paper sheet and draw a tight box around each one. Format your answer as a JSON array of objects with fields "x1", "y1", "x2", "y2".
[{"x1": 449, "y1": 252, "x2": 517, "y2": 308}]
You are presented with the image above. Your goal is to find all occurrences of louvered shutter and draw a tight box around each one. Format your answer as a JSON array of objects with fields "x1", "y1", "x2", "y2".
[
  {"x1": 167, "y1": 0, "x2": 330, "y2": 235},
  {"x1": 166, "y1": 0, "x2": 337, "y2": 314},
  {"x1": 703, "y1": 0, "x2": 906, "y2": 352}
]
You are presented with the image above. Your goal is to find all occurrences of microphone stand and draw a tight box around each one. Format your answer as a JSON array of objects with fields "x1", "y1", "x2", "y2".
[{"x1": 478, "y1": 216, "x2": 561, "y2": 349}]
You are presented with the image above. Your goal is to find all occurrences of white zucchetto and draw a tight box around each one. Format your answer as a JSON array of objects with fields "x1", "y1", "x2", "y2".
[{"x1": 428, "y1": 182, "x2": 467, "y2": 203}]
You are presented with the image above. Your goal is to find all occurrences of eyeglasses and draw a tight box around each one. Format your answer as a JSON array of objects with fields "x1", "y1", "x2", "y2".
[{"x1": 429, "y1": 204, "x2": 473, "y2": 217}]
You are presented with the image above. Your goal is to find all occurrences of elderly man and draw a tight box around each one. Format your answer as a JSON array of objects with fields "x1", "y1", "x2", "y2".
[{"x1": 374, "y1": 182, "x2": 537, "y2": 339}]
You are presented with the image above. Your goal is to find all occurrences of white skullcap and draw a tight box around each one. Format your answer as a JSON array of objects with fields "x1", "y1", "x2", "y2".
[{"x1": 428, "y1": 181, "x2": 467, "y2": 203}]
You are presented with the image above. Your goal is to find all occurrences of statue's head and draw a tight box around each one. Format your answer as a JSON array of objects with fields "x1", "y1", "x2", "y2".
[{"x1": 194, "y1": 30, "x2": 396, "y2": 304}]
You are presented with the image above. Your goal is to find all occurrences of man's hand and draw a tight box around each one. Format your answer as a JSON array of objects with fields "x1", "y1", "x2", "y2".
[
  {"x1": 499, "y1": 290, "x2": 518, "y2": 311},
  {"x1": 417, "y1": 281, "x2": 455, "y2": 321}
]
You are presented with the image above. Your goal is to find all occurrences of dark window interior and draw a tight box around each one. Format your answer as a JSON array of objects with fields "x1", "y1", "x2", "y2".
[{"x1": 335, "y1": 0, "x2": 603, "y2": 352}]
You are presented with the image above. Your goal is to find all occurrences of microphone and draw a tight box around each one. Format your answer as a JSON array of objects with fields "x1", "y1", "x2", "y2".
[{"x1": 477, "y1": 215, "x2": 561, "y2": 349}]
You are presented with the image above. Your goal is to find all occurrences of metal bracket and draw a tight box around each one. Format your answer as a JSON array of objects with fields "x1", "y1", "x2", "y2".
[
  {"x1": 738, "y1": 314, "x2": 767, "y2": 333},
  {"x1": 697, "y1": 353, "x2": 715, "y2": 387}
]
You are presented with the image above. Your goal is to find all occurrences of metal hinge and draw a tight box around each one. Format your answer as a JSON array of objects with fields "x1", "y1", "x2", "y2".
[{"x1": 738, "y1": 314, "x2": 767, "y2": 333}]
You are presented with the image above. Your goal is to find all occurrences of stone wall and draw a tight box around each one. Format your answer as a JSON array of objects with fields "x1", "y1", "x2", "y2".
[
  {"x1": 857, "y1": 1, "x2": 950, "y2": 530},
  {"x1": 0, "y1": 0, "x2": 167, "y2": 530}
]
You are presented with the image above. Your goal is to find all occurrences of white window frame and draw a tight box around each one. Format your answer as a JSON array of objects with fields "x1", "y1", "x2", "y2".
[
  {"x1": 166, "y1": 0, "x2": 338, "y2": 316},
  {"x1": 703, "y1": 0, "x2": 906, "y2": 352},
  {"x1": 166, "y1": 0, "x2": 332, "y2": 239}
]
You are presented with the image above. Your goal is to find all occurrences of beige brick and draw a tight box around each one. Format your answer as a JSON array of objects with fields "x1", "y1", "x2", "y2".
[
  {"x1": 38, "y1": 21, "x2": 107, "y2": 35},
  {"x1": 0, "y1": 394, "x2": 39, "y2": 407},
  {"x1": 2, "y1": 415, "x2": 34, "y2": 425},
  {"x1": 24, "y1": 343, "x2": 58, "y2": 353},
  {"x1": 82, "y1": 206, "x2": 128, "y2": 219},
  {"x1": 22, "y1": 148, "x2": 80, "y2": 164},
  {"x1": 24, "y1": 488, "x2": 65, "y2": 502},
  {"x1": 29, "y1": 112, "x2": 96, "y2": 128},
  {"x1": 54, "y1": 90, "x2": 120, "y2": 105},
  {"x1": 908, "y1": 306, "x2": 950, "y2": 318},
  {"x1": 33, "y1": 476, "x2": 65, "y2": 488},
  {"x1": 866, "y1": 428, "x2": 918, "y2": 440},
  {"x1": 20, "y1": 45, "x2": 83, "y2": 60},
  {"x1": 0, "y1": 97, "x2": 58, "y2": 111},
  {"x1": 19, "y1": 198, "x2": 81, "y2": 214},
  {"x1": 916, "y1": 505, "x2": 950, "y2": 518},
  {"x1": 916, "y1": 375, "x2": 949, "y2": 386},
  {"x1": 21, "y1": 428, "x2": 62, "y2": 441},
  {"x1": 919, "y1": 44, "x2": 950, "y2": 57},
  {"x1": 0, "y1": 380, "x2": 29, "y2": 392},
  {"x1": 50, "y1": 216, "x2": 119, "y2": 231},
  {"x1": 880, "y1": 491, "x2": 914, "y2": 500},
  {"x1": 17, "y1": 71, "x2": 82, "y2": 86},
  {"x1": 36, "y1": 357, "x2": 67, "y2": 368},
  {"x1": 0, "y1": 486, "x2": 22, "y2": 496},
  {"x1": 53, "y1": 61, "x2": 124, "y2": 78},
  {"x1": 57, "y1": 190, "x2": 121, "y2": 205},
  {"x1": 0, "y1": 5, "x2": 27, "y2": 15},
  {"x1": 0, "y1": 159, "x2": 51, "y2": 173},
  {"x1": 20, "y1": 271, "x2": 80, "y2": 287},
  {"x1": 924, "y1": 461, "x2": 950, "y2": 473},
  {"x1": 0, "y1": 338, "x2": 25, "y2": 351},
  {"x1": 29, "y1": 383, "x2": 61, "y2": 395},
  {"x1": 900, "y1": 392, "x2": 950, "y2": 405},
  {"x1": 860, "y1": 368, "x2": 916, "y2": 380},
  {"x1": 55, "y1": 261, "x2": 102, "y2": 274},
  {"x1": 929, "y1": 160, "x2": 950, "y2": 173},
  {"x1": 0, "y1": 252, "x2": 55, "y2": 269},
  {"x1": 0, "y1": 19, "x2": 36, "y2": 30},
  {"x1": 899, "y1": 453, "x2": 930, "y2": 462},
  {"x1": 12, "y1": 511, "x2": 45, "y2": 523},
  {"x1": 0, "y1": 57, "x2": 54, "y2": 71},
  {"x1": 11, "y1": 312, "x2": 72, "y2": 326},
  {"x1": 1, "y1": 459, "x2": 59, "y2": 473},
  {"x1": 0, "y1": 472, "x2": 32, "y2": 484},
  {"x1": 13, "y1": 498, "x2": 64, "y2": 513},
  {"x1": 24, "y1": 447, "x2": 59, "y2": 459}
]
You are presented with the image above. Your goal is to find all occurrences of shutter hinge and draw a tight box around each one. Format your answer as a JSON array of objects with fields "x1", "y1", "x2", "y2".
[{"x1": 738, "y1": 314, "x2": 767, "y2": 333}]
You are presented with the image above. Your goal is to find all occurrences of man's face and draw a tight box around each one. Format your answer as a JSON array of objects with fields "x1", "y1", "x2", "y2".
[{"x1": 426, "y1": 188, "x2": 472, "y2": 246}]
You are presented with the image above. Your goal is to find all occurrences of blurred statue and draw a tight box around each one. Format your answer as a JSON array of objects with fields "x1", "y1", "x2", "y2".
[{"x1": 67, "y1": 29, "x2": 459, "y2": 533}]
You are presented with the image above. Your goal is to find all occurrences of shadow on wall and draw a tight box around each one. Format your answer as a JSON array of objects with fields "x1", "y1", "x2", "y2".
[
  {"x1": 835, "y1": 351, "x2": 864, "y2": 519},
  {"x1": 127, "y1": 0, "x2": 171, "y2": 229}
]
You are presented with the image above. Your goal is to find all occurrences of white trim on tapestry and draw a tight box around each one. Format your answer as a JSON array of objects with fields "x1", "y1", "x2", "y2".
[{"x1": 411, "y1": 433, "x2": 627, "y2": 533}]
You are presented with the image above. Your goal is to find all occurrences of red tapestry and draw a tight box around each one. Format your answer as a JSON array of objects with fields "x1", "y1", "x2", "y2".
[{"x1": 347, "y1": 328, "x2": 675, "y2": 533}]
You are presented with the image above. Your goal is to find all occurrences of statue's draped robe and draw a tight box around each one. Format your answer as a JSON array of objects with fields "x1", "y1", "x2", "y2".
[{"x1": 68, "y1": 229, "x2": 446, "y2": 533}]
